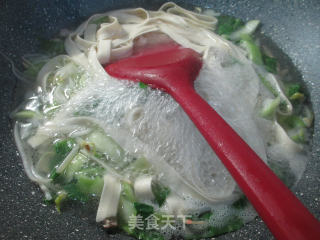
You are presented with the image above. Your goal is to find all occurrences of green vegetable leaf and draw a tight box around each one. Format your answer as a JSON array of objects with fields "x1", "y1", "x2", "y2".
[
  {"x1": 262, "y1": 54, "x2": 277, "y2": 74},
  {"x1": 121, "y1": 181, "x2": 136, "y2": 202},
  {"x1": 285, "y1": 83, "x2": 305, "y2": 102},
  {"x1": 139, "y1": 82, "x2": 148, "y2": 89},
  {"x1": 240, "y1": 34, "x2": 263, "y2": 65},
  {"x1": 75, "y1": 174, "x2": 104, "y2": 196},
  {"x1": 151, "y1": 181, "x2": 170, "y2": 207},
  {"x1": 118, "y1": 198, "x2": 137, "y2": 235},
  {"x1": 134, "y1": 202, "x2": 154, "y2": 218},
  {"x1": 286, "y1": 83, "x2": 301, "y2": 98},
  {"x1": 49, "y1": 168, "x2": 60, "y2": 182},
  {"x1": 277, "y1": 114, "x2": 305, "y2": 130},
  {"x1": 63, "y1": 180, "x2": 90, "y2": 203},
  {"x1": 216, "y1": 15, "x2": 244, "y2": 36},
  {"x1": 258, "y1": 73, "x2": 278, "y2": 97},
  {"x1": 54, "y1": 138, "x2": 76, "y2": 156},
  {"x1": 260, "y1": 97, "x2": 281, "y2": 119}
]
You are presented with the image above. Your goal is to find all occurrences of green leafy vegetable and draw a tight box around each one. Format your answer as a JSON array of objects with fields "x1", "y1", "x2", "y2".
[
  {"x1": 74, "y1": 174, "x2": 104, "y2": 196},
  {"x1": 260, "y1": 97, "x2": 281, "y2": 119},
  {"x1": 277, "y1": 114, "x2": 305, "y2": 129},
  {"x1": 277, "y1": 114, "x2": 307, "y2": 143},
  {"x1": 258, "y1": 74, "x2": 278, "y2": 97},
  {"x1": 262, "y1": 54, "x2": 277, "y2": 74},
  {"x1": 88, "y1": 131, "x2": 125, "y2": 163},
  {"x1": 64, "y1": 153, "x2": 88, "y2": 181},
  {"x1": 286, "y1": 83, "x2": 301, "y2": 98},
  {"x1": 118, "y1": 182, "x2": 137, "y2": 235},
  {"x1": 139, "y1": 82, "x2": 148, "y2": 89},
  {"x1": 54, "y1": 138, "x2": 76, "y2": 156},
  {"x1": 121, "y1": 181, "x2": 136, "y2": 202},
  {"x1": 151, "y1": 181, "x2": 170, "y2": 207},
  {"x1": 216, "y1": 15, "x2": 244, "y2": 36},
  {"x1": 240, "y1": 34, "x2": 263, "y2": 65},
  {"x1": 63, "y1": 180, "x2": 90, "y2": 203},
  {"x1": 49, "y1": 168, "x2": 61, "y2": 182},
  {"x1": 134, "y1": 202, "x2": 154, "y2": 218}
]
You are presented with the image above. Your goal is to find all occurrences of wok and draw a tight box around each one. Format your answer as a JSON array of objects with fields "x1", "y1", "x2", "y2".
[{"x1": 0, "y1": 0, "x2": 319, "y2": 239}]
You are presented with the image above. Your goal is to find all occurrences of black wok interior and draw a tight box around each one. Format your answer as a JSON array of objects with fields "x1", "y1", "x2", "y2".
[{"x1": 0, "y1": 0, "x2": 319, "y2": 239}]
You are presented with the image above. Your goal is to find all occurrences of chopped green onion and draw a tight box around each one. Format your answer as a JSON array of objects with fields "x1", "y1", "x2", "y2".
[
  {"x1": 240, "y1": 34, "x2": 263, "y2": 65},
  {"x1": 87, "y1": 131, "x2": 125, "y2": 163},
  {"x1": 229, "y1": 20, "x2": 260, "y2": 41},
  {"x1": 260, "y1": 97, "x2": 281, "y2": 119},
  {"x1": 258, "y1": 74, "x2": 278, "y2": 97}
]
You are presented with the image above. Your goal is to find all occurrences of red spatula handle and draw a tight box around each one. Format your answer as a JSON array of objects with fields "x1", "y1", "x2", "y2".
[{"x1": 168, "y1": 84, "x2": 320, "y2": 240}]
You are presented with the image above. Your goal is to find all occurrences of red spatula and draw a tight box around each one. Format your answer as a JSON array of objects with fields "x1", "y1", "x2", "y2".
[{"x1": 105, "y1": 43, "x2": 320, "y2": 240}]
